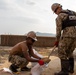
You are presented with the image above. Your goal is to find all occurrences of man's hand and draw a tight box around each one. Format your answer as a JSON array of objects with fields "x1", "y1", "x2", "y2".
[
  {"x1": 41, "y1": 57, "x2": 51, "y2": 63},
  {"x1": 54, "y1": 41, "x2": 59, "y2": 47},
  {"x1": 38, "y1": 57, "x2": 51, "y2": 65}
]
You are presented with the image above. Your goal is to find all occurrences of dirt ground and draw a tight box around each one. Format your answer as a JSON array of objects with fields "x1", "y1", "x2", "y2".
[{"x1": 0, "y1": 46, "x2": 76, "y2": 75}]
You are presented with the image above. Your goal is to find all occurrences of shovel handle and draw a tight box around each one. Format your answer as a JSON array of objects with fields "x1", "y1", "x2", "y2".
[{"x1": 48, "y1": 46, "x2": 56, "y2": 58}]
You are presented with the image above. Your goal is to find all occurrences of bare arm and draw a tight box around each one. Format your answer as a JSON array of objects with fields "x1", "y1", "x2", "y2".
[
  {"x1": 20, "y1": 43, "x2": 39, "y2": 62},
  {"x1": 29, "y1": 47, "x2": 41, "y2": 59}
]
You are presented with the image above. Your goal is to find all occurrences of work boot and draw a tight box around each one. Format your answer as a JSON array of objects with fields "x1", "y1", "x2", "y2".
[
  {"x1": 54, "y1": 59, "x2": 69, "y2": 75},
  {"x1": 69, "y1": 57, "x2": 74, "y2": 74},
  {"x1": 9, "y1": 64, "x2": 19, "y2": 72},
  {"x1": 21, "y1": 67, "x2": 31, "y2": 71}
]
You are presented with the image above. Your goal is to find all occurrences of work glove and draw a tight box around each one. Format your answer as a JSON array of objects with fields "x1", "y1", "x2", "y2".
[{"x1": 54, "y1": 41, "x2": 59, "y2": 47}]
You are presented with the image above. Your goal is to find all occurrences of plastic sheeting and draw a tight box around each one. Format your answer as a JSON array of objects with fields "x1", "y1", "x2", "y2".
[{"x1": 31, "y1": 49, "x2": 48, "y2": 75}]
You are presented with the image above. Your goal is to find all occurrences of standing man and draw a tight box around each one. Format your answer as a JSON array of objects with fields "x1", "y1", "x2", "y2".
[
  {"x1": 51, "y1": 3, "x2": 76, "y2": 75},
  {"x1": 8, "y1": 31, "x2": 50, "y2": 73}
]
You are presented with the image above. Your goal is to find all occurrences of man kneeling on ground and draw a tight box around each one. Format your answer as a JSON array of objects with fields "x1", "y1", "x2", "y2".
[{"x1": 8, "y1": 31, "x2": 50, "y2": 73}]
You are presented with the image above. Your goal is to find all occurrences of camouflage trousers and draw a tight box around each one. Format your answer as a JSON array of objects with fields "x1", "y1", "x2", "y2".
[
  {"x1": 58, "y1": 37, "x2": 76, "y2": 59},
  {"x1": 8, "y1": 55, "x2": 29, "y2": 68}
]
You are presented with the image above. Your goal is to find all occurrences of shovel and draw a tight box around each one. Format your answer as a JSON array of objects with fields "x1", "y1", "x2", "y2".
[{"x1": 48, "y1": 46, "x2": 56, "y2": 58}]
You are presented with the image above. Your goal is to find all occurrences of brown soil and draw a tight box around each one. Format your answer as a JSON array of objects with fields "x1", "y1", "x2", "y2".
[{"x1": 0, "y1": 46, "x2": 76, "y2": 75}]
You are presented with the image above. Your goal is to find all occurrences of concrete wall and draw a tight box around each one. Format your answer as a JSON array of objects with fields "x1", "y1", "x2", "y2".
[
  {"x1": 0, "y1": 35, "x2": 55, "y2": 47},
  {"x1": 0, "y1": 35, "x2": 76, "y2": 47}
]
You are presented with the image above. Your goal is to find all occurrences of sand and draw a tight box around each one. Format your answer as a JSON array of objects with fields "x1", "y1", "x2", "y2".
[{"x1": 0, "y1": 46, "x2": 76, "y2": 75}]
